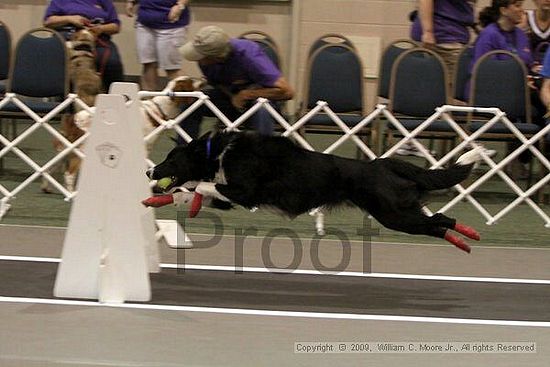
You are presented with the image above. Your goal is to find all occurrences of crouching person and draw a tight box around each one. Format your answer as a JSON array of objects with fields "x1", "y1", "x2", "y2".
[{"x1": 177, "y1": 25, "x2": 293, "y2": 139}]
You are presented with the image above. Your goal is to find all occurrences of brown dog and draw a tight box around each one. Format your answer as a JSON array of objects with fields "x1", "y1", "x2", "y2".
[
  {"x1": 75, "y1": 75, "x2": 204, "y2": 152},
  {"x1": 68, "y1": 29, "x2": 102, "y2": 108},
  {"x1": 42, "y1": 29, "x2": 103, "y2": 193},
  {"x1": 57, "y1": 76, "x2": 204, "y2": 192}
]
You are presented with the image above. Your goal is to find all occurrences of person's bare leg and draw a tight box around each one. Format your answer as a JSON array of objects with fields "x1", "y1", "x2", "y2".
[
  {"x1": 141, "y1": 62, "x2": 159, "y2": 91},
  {"x1": 166, "y1": 69, "x2": 181, "y2": 80}
]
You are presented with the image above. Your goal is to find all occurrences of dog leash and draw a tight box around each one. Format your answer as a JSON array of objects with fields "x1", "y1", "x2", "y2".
[{"x1": 95, "y1": 37, "x2": 112, "y2": 78}]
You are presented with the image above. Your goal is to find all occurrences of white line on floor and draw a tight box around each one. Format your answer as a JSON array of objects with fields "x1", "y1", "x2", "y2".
[
  {"x1": 0, "y1": 295, "x2": 549, "y2": 328},
  {"x1": 2, "y1": 223, "x2": 549, "y2": 250},
  {"x1": 2, "y1": 255, "x2": 550, "y2": 285}
]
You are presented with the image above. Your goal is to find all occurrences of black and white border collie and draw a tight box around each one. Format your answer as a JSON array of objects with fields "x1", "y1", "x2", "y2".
[{"x1": 144, "y1": 131, "x2": 483, "y2": 253}]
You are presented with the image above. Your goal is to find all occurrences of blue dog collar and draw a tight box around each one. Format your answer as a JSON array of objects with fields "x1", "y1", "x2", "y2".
[{"x1": 206, "y1": 138, "x2": 212, "y2": 159}]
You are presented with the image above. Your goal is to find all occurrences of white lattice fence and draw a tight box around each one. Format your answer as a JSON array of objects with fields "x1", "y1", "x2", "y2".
[{"x1": 0, "y1": 87, "x2": 549, "y2": 228}]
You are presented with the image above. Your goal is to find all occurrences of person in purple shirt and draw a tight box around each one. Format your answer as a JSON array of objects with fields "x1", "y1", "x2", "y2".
[
  {"x1": 44, "y1": 0, "x2": 124, "y2": 90},
  {"x1": 400, "y1": 1, "x2": 475, "y2": 157},
  {"x1": 177, "y1": 25, "x2": 294, "y2": 138},
  {"x1": 474, "y1": 0, "x2": 532, "y2": 68},
  {"x1": 410, "y1": 0, "x2": 475, "y2": 79},
  {"x1": 468, "y1": 1, "x2": 543, "y2": 108},
  {"x1": 126, "y1": 0, "x2": 191, "y2": 91},
  {"x1": 473, "y1": 0, "x2": 545, "y2": 175}
]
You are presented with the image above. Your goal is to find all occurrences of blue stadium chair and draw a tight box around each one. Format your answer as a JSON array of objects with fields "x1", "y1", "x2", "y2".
[
  {"x1": 0, "y1": 27, "x2": 69, "y2": 137},
  {"x1": 299, "y1": 43, "x2": 369, "y2": 146},
  {"x1": 468, "y1": 50, "x2": 544, "y2": 191},
  {"x1": 384, "y1": 47, "x2": 458, "y2": 154},
  {"x1": 307, "y1": 33, "x2": 356, "y2": 60},
  {"x1": 377, "y1": 39, "x2": 418, "y2": 101},
  {"x1": 453, "y1": 45, "x2": 473, "y2": 103},
  {"x1": 0, "y1": 21, "x2": 11, "y2": 95},
  {"x1": 238, "y1": 30, "x2": 281, "y2": 68},
  {"x1": 468, "y1": 50, "x2": 538, "y2": 133}
]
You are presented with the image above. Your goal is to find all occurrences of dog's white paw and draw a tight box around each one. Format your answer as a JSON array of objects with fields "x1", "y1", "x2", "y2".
[{"x1": 456, "y1": 146, "x2": 483, "y2": 166}]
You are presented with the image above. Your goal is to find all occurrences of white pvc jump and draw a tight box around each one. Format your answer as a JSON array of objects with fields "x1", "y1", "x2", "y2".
[{"x1": 53, "y1": 83, "x2": 190, "y2": 303}]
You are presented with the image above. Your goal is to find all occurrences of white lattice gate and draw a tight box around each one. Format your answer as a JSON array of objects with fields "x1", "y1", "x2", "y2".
[{"x1": 1, "y1": 84, "x2": 549, "y2": 228}]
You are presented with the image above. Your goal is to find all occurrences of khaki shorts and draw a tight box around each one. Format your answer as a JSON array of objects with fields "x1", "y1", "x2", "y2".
[
  {"x1": 136, "y1": 22, "x2": 188, "y2": 71},
  {"x1": 434, "y1": 42, "x2": 464, "y2": 82}
]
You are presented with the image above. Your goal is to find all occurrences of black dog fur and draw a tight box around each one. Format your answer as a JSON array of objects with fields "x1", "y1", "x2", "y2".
[{"x1": 148, "y1": 131, "x2": 480, "y2": 250}]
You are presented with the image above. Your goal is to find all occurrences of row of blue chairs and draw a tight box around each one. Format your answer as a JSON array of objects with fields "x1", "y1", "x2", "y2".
[
  {"x1": 300, "y1": 35, "x2": 546, "y2": 150},
  {"x1": 0, "y1": 22, "x2": 545, "y2": 148}
]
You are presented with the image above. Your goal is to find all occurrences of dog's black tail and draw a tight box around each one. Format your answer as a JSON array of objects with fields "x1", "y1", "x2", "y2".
[{"x1": 391, "y1": 147, "x2": 483, "y2": 191}]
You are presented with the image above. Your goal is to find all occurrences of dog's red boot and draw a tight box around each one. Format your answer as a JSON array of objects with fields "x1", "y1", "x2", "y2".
[
  {"x1": 142, "y1": 194, "x2": 174, "y2": 208},
  {"x1": 444, "y1": 232, "x2": 471, "y2": 253},
  {"x1": 189, "y1": 193, "x2": 203, "y2": 218},
  {"x1": 454, "y1": 223, "x2": 480, "y2": 241}
]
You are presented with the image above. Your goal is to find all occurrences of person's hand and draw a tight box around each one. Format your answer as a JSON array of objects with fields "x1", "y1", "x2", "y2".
[
  {"x1": 69, "y1": 15, "x2": 90, "y2": 28},
  {"x1": 88, "y1": 24, "x2": 104, "y2": 38},
  {"x1": 231, "y1": 90, "x2": 252, "y2": 111},
  {"x1": 421, "y1": 30, "x2": 436, "y2": 48},
  {"x1": 168, "y1": 4, "x2": 185, "y2": 23},
  {"x1": 126, "y1": 2, "x2": 136, "y2": 17}
]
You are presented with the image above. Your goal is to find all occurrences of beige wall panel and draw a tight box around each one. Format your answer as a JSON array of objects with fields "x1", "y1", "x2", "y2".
[
  {"x1": 0, "y1": 1, "x2": 292, "y2": 78},
  {"x1": 301, "y1": 0, "x2": 414, "y2": 25},
  {"x1": 5, "y1": 0, "x2": 518, "y2": 114},
  {"x1": 0, "y1": 3, "x2": 46, "y2": 42},
  {"x1": 182, "y1": 3, "x2": 292, "y2": 77}
]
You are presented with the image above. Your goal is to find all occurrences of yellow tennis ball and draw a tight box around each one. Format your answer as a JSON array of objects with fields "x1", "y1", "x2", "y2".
[{"x1": 157, "y1": 177, "x2": 173, "y2": 190}]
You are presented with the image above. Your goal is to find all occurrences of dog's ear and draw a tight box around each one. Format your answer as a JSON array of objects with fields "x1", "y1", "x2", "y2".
[
  {"x1": 168, "y1": 77, "x2": 198, "y2": 106},
  {"x1": 173, "y1": 79, "x2": 194, "y2": 93},
  {"x1": 192, "y1": 77, "x2": 207, "y2": 90}
]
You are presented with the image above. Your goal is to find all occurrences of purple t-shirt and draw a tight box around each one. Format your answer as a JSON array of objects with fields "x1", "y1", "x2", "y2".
[
  {"x1": 472, "y1": 23, "x2": 532, "y2": 68},
  {"x1": 44, "y1": 0, "x2": 120, "y2": 26},
  {"x1": 200, "y1": 39, "x2": 281, "y2": 91},
  {"x1": 410, "y1": 0, "x2": 474, "y2": 44},
  {"x1": 137, "y1": 0, "x2": 190, "y2": 29},
  {"x1": 464, "y1": 23, "x2": 532, "y2": 100}
]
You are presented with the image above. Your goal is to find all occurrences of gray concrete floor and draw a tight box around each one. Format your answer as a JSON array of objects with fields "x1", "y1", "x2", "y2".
[{"x1": 1, "y1": 224, "x2": 549, "y2": 367}]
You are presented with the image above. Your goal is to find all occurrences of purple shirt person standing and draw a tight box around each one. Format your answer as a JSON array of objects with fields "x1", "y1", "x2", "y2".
[
  {"x1": 410, "y1": 0, "x2": 475, "y2": 45},
  {"x1": 126, "y1": 0, "x2": 191, "y2": 90},
  {"x1": 397, "y1": 1, "x2": 474, "y2": 157},
  {"x1": 135, "y1": 0, "x2": 190, "y2": 29}
]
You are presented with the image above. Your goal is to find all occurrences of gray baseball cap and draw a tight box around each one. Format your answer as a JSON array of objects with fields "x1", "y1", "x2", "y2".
[{"x1": 179, "y1": 25, "x2": 231, "y2": 61}]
